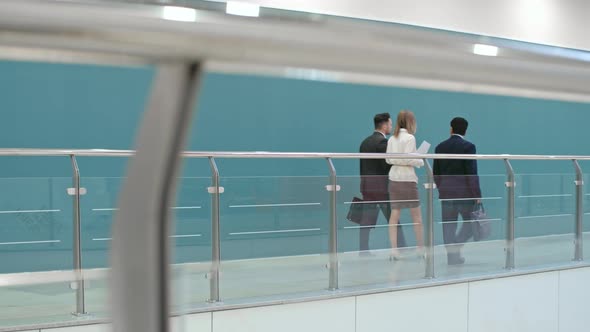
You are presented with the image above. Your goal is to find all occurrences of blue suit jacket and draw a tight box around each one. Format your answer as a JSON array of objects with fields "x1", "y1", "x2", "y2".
[{"x1": 433, "y1": 135, "x2": 482, "y2": 200}]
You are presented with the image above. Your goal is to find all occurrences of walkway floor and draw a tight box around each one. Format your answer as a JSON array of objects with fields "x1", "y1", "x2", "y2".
[{"x1": 1, "y1": 233, "x2": 588, "y2": 330}]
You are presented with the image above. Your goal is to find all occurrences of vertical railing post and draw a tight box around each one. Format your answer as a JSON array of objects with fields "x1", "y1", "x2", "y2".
[
  {"x1": 326, "y1": 158, "x2": 339, "y2": 290},
  {"x1": 504, "y1": 159, "x2": 516, "y2": 270},
  {"x1": 208, "y1": 157, "x2": 221, "y2": 302},
  {"x1": 423, "y1": 159, "x2": 435, "y2": 279},
  {"x1": 573, "y1": 160, "x2": 584, "y2": 261},
  {"x1": 70, "y1": 155, "x2": 86, "y2": 315}
]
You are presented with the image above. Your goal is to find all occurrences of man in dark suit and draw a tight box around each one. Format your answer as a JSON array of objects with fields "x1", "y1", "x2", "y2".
[
  {"x1": 434, "y1": 117, "x2": 482, "y2": 265},
  {"x1": 359, "y1": 113, "x2": 406, "y2": 255}
]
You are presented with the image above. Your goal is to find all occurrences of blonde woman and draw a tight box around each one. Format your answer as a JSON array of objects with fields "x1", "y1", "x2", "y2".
[{"x1": 386, "y1": 110, "x2": 425, "y2": 260}]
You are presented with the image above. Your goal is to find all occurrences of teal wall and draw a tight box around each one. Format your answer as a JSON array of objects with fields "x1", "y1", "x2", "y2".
[{"x1": 0, "y1": 61, "x2": 589, "y2": 273}]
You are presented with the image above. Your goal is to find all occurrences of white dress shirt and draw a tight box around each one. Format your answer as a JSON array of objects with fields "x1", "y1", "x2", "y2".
[{"x1": 386, "y1": 129, "x2": 424, "y2": 182}]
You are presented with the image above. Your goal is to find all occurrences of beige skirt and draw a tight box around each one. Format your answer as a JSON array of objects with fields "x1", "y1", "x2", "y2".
[{"x1": 389, "y1": 181, "x2": 420, "y2": 209}]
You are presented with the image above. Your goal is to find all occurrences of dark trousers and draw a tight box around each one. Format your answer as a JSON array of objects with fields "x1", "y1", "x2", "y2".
[
  {"x1": 441, "y1": 200, "x2": 476, "y2": 248},
  {"x1": 360, "y1": 193, "x2": 407, "y2": 251}
]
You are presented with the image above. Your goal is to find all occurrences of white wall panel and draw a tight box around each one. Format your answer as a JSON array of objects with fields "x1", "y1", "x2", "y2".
[
  {"x1": 558, "y1": 267, "x2": 590, "y2": 332},
  {"x1": 175, "y1": 312, "x2": 212, "y2": 332},
  {"x1": 356, "y1": 283, "x2": 468, "y2": 332},
  {"x1": 468, "y1": 272, "x2": 559, "y2": 332},
  {"x1": 42, "y1": 324, "x2": 109, "y2": 332},
  {"x1": 35, "y1": 267, "x2": 590, "y2": 332},
  {"x1": 212, "y1": 297, "x2": 355, "y2": 332}
]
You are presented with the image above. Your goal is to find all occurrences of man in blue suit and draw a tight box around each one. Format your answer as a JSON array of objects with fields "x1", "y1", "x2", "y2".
[{"x1": 433, "y1": 117, "x2": 482, "y2": 265}]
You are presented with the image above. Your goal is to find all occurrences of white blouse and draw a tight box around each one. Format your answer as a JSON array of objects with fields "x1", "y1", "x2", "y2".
[{"x1": 386, "y1": 129, "x2": 424, "y2": 182}]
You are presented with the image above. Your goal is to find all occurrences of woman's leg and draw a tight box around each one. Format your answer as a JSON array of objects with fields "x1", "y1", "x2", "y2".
[
  {"x1": 389, "y1": 208, "x2": 401, "y2": 255},
  {"x1": 409, "y1": 207, "x2": 424, "y2": 248}
]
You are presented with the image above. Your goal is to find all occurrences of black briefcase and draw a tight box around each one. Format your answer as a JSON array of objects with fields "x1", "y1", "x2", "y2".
[{"x1": 346, "y1": 197, "x2": 364, "y2": 224}]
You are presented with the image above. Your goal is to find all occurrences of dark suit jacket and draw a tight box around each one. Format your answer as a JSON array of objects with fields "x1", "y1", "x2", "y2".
[
  {"x1": 433, "y1": 135, "x2": 482, "y2": 199},
  {"x1": 359, "y1": 132, "x2": 391, "y2": 198}
]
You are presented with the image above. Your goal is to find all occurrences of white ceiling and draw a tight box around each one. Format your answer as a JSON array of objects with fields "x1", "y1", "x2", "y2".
[{"x1": 232, "y1": 0, "x2": 590, "y2": 52}]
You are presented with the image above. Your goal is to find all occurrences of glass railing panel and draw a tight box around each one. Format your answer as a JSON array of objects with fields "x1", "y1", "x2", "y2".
[
  {"x1": 515, "y1": 173, "x2": 576, "y2": 267},
  {"x1": 433, "y1": 174, "x2": 506, "y2": 278},
  {"x1": 337, "y1": 173, "x2": 507, "y2": 286},
  {"x1": 337, "y1": 175, "x2": 425, "y2": 287},
  {"x1": 80, "y1": 175, "x2": 212, "y2": 316},
  {"x1": 170, "y1": 176, "x2": 211, "y2": 312},
  {"x1": 0, "y1": 177, "x2": 79, "y2": 328},
  {"x1": 218, "y1": 176, "x2": 329, "y2": 300},
  {"x1": 79, "y1": 176, "x2": 121, "y2": 319},
  {"x1": 0, "y1": 160, "x2": 586, "y2": 330},
  {"x1": 0, "y1": 177, "x2": 73, "y2": 273},
  {"x1": 0, "y1": 272, "x2": 81, "y2": 328},
  {"x1": 80, "y1": 177, "x2": 123, "y2": 269}
]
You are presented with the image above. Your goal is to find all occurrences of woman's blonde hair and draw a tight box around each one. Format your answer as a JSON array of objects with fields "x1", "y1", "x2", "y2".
[{"x1": 393, "y1": 110, "x2": 417, "y2": 137}]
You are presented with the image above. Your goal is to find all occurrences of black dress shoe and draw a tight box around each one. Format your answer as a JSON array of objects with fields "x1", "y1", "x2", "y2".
[
  {"x1": 447, "y1": 254, "x2": 465, "y2": 265},
  {"x1": 389, "y1": 254, "x2": 402, "y2": 262}
]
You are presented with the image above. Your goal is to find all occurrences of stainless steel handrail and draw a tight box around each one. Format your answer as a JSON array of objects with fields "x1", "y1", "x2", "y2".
[
  {"x1": 109, "y1": 63, "x2": 203, "y2": 332},
  {"x1": 1, "y1": 148, "x2": 586, "y2": 303},
  {"x1": 1, "y1": 148, "x2": 590, "y2": 160},
  {"x1": 2, "y1": 0, "x2": 590, "y2": 105}
]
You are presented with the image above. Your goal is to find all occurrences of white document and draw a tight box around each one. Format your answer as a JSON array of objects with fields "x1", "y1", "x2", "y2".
[{"x1": 416, "y1": 141, "x2": 431, "y2": 154}]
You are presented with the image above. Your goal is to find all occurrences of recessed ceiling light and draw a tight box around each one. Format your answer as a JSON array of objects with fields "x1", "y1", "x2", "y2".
[
  {"x1": 162, "y1": 6, "x2": 198, "y2": 22},
  {"x1": 473, "y1": 44, "x2": 499, "y2": 57},
  {"x1": 226, "y1": 1, "x2": 260, "y2": 17}
]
